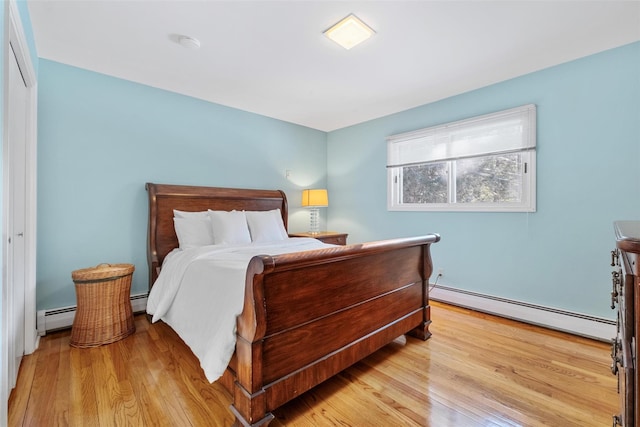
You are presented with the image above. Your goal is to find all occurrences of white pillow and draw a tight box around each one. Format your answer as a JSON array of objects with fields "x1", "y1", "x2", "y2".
[
  {"x1": 173, "y1": 217, "x2": 215, "y2": 249},
  {"x1": 173, "y1": 209, "x2": 209, "y2": 219},
  {"x1": 245, "y1": 209, "x2": 288, "y2": 242},
  {"x1": 208, "y1": 210, "x2": 251, "y2": 245}
]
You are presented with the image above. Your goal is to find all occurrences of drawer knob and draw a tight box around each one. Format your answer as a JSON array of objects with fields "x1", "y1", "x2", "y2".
[
  {"x1": 611, "y1": 271, "x2": 621, "y2": 309},
  {"x1": 612, "y1": 414, "x2": 622, "y2": 426},
  {"x1": 610, "y1": 338, "x2": 622, "y2": 375}
]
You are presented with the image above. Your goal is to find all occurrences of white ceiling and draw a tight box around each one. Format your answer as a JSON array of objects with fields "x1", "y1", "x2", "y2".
[{"x1": 27, "y1": 1, "x2": 640, "y2": 132}]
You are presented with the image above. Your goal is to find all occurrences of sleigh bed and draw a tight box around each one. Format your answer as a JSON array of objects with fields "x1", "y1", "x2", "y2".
[{"x1": 146, "y1": 182, "x2": 440, "y2": 426}]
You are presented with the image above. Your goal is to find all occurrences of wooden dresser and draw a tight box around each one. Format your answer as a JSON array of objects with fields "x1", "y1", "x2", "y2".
[{"x1": 612, "y1": 221, "x2": 640, "y2": 426}]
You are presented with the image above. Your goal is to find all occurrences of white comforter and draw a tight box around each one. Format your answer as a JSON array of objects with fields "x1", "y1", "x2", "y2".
[{"x1": 146, "y1": 238, "x2": 331, "y2": 382}]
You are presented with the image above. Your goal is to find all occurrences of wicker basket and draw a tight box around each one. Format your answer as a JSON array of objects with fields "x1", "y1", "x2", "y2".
[{"x1": 70, "y1": 263, "x2": 136, "y2": 348}]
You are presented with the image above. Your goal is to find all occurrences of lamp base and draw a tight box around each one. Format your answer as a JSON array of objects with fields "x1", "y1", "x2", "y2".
[{"x1": 308, "y1": 207, "x2": 320, "y2": 234}]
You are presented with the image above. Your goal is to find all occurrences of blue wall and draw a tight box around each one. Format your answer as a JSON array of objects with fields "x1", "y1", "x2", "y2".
[
  {"x1": 35, "y1": 37, "x2": 639, "y2": 320},
  {"x1": 36, "y1": 60, "x2": 327, "y2": 309},
  {"x1": 327, "y1": 42, "x2": 640, "y2": 319}
]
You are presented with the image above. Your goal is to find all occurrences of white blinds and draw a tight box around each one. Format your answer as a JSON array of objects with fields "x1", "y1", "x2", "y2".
[{"x1": 387, "y1": 104, "x2": 536, "y2": 167}]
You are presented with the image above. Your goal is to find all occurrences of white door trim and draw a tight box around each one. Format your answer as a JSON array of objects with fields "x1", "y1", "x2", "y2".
[
  {"x1": 2, "y1": 0, "x2": 38, "y2": 415},
  {"x1": 7, "y1": 0, "x2": 38, "y2": 356}
]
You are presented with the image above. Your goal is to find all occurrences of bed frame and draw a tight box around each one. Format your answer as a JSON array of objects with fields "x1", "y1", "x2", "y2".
[{"x1": 146, "y1": 182, "x2": 440, "y2": 426}]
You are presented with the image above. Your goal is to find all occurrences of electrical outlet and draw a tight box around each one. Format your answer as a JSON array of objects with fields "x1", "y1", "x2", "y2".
[{"x1": 437, "y1": 268, "x2": 444, "y2": 276}]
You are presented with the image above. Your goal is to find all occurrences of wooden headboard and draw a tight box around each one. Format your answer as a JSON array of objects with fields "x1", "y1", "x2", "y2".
[{"x1": 145, "y1": 182, "x2": 288, "y2": 289}]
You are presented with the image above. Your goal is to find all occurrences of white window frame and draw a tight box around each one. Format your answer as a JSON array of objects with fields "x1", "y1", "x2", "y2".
[{"x1": 387, "y1": 104, "x2": 537, "y2": 212}]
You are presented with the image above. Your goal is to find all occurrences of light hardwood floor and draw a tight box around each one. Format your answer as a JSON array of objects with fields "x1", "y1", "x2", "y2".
[{"x1": 9, "y1": 301, "x2": 617, "y2": 426}]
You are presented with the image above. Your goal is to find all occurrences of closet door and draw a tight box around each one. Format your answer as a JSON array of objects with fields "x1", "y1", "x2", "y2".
[{"x1": 7, "y1": 41, "x2": 28, "y2": 390}]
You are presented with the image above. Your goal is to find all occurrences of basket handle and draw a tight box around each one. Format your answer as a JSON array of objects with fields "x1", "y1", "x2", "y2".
[{"x1": 96, "y1": 263, "x2": 112, "y2": 268}]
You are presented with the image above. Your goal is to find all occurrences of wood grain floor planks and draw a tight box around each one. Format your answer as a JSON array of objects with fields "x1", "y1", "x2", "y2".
[{"x1": 9, "y1": 302, "x2": 617, "y2": 426}]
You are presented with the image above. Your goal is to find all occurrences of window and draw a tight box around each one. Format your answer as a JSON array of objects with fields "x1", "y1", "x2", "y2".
[{"x1": 387, "y1": 104, "x2": 536, "y2": 212}]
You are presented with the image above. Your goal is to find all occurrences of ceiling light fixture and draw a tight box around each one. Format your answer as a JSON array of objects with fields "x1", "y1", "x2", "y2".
[
  {"x1": 178, "y1": 35, "x2": 201, "y2": 50},
  {"x1": 324, "y1": 14, "x2": 375, "y2": 50}
]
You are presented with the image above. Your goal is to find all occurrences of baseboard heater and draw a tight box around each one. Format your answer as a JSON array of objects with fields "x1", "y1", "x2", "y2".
[
  {"x1": 429, "y1": 284, "x2": 616, "y2": 342},
  {"x1": 36, "y1": 293, "x2": 148, "y2": 336}
]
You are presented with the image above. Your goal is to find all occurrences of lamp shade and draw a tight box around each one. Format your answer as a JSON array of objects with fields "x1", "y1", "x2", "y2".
[{"x1": 302, "y1": 189, "x2": 328, "y2": 207}]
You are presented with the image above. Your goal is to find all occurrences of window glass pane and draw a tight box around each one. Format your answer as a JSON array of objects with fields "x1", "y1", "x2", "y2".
[
  {"x1": 455, "y1": 153, "x2": 522, "y2": 203},
  {"x1": 387, "y1": 104, "x2": 536, "y2": 212},
  {"x1": 401, "y1": 162, "x2": 448, "y2": 203}
]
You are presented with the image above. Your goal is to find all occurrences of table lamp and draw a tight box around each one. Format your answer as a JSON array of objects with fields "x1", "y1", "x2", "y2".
[{"x1": 301, "y1": 189, "x2": 328, "y2": 234}]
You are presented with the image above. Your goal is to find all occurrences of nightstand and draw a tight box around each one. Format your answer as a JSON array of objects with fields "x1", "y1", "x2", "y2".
[{"x1": 289, "y1": 231, "x2": 348, "y2": 246}]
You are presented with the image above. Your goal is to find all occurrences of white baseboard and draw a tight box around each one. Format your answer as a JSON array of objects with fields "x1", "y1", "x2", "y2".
[
  {"x1": 36, "y1": 293, "x2": 148, "y2": 336},
  {"x1": 429, "y1": 285, "x2": 616, "y2": 342},
  {"x1": 36, "y1": 287, "x2": 615, "y2": 341}
]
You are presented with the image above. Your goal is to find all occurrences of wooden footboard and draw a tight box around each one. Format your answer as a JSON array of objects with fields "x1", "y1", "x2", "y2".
[{"x1": 230, "y1": 234, "x2": 440, "y2": 426}]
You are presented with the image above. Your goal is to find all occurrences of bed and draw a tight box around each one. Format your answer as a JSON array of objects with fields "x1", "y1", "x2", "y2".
[{"x1": 145, "y1": 182, "x2": 440, "y2": 426}]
